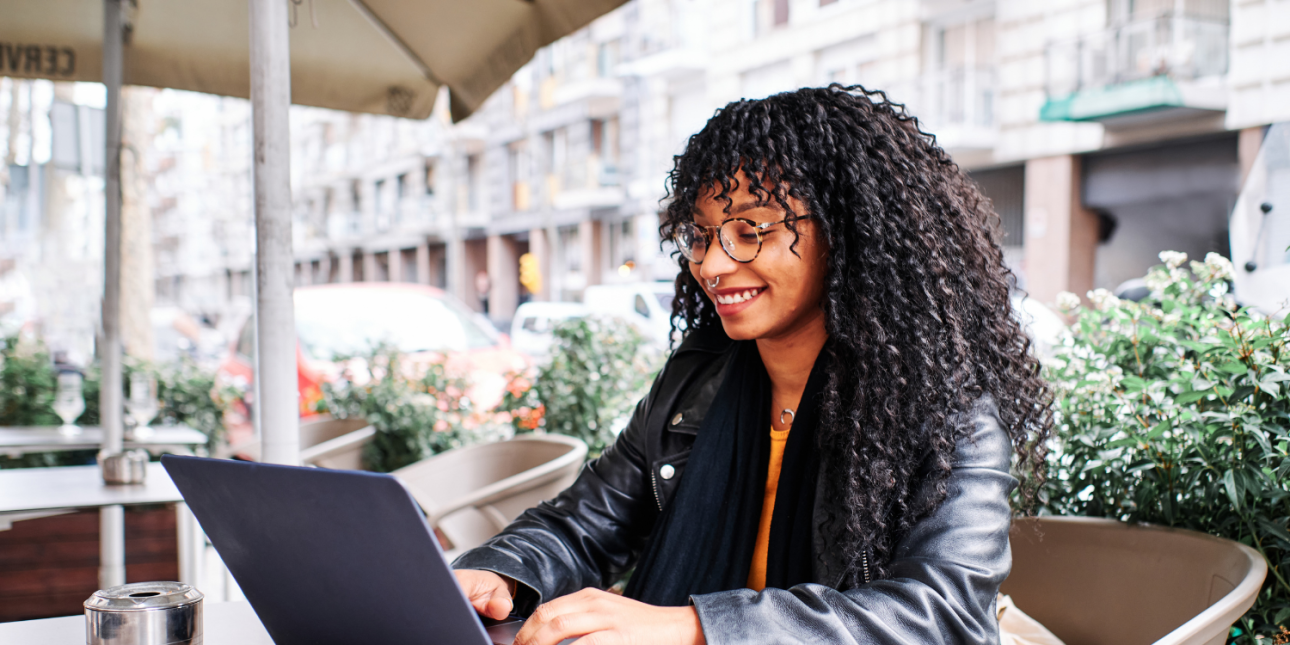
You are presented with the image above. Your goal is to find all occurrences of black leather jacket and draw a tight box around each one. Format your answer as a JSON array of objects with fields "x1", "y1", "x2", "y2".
[{"x1": 453, "y1": 327, "x2": 1017, "y2": 644}]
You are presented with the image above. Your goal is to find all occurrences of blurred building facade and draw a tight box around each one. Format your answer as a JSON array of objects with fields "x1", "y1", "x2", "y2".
[{"x1": 2, "y1": 0, "x2": 1289, "y2": 355}]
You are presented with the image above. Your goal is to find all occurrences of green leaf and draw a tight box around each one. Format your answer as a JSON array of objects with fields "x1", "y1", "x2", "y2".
[
  {"x1": 1218, "y1": 361, "x2": 1249, "y2": 375},
  {"x1": 1175, "y1": 390, "x2": 1210, "y2": 404},
  {"x1": 1222, "y1": 470, "x2": 1241, "y2": 509}
]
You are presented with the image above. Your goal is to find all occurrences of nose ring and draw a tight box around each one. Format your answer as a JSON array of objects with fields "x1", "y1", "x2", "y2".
[{"x1": 705, "y1": 276, "x2": 720, "y2": 290}]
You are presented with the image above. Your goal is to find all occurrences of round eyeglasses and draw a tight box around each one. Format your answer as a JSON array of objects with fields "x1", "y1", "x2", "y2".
[{"x1": 673, "y1": 216, "x2": 807, "y2": 264}]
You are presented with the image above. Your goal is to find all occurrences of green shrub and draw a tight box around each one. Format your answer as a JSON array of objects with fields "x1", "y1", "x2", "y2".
[
  {"x1": 319, "y1": 345, "x2": 476, "y2": 472},
  {"x1": 1043, "y1": 251, "x2": 1289, "y2": 642},
  {"x1": 501, "y1": 317, "x2": 663, "y2": 457},
  {"x1": 0, "y1": 336, "x2": 232, "y2": 468}
]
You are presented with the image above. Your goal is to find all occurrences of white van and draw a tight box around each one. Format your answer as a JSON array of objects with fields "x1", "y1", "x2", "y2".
[
  {"x1": 583, "y1": 282, "x2": 676, "y2": 348},
  {"x1": 509, "y1": 301, "x2": 589, "y2": 357}
]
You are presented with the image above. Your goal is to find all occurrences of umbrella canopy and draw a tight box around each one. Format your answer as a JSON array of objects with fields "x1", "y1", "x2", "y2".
[{"x1": 1, "y1": 0, "x2": 624, "y2": 120}]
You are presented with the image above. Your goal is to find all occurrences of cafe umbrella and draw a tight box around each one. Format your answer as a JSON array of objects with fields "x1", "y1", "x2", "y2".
[{"x1": 1, "y1": 0, "x2": 626, "y2": 589}]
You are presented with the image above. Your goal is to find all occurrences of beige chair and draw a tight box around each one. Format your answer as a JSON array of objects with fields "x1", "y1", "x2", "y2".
[
  {"x1": 298, "y1": 417, "x2": 375, "y2": 470},
  {"x1": 1003, "y1": 516, "x2": 1267, "y2": 645},
  {"x1": 216, "y1": 415, "x2": 374, "y2": 470},
  {"x1": 393, "y1": 434, "x2": 588, "y2": 558}
]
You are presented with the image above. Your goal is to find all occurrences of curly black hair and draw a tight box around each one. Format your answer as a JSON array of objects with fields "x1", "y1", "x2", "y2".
[{"x1": 660, "y1": 84, "x2": 1053, "y2": 583}]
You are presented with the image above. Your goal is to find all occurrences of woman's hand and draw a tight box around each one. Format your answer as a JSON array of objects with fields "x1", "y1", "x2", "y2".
[
  {"x1": 514, "y1": 588, "x2": 705, "y2": 645},
  {"x1": 454, "y1": 569, "x2": 516, "y2": 620}
]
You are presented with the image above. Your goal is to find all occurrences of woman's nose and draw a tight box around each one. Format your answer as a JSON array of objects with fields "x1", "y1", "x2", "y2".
[{"x1": 698, "y1": 241, "x2": 739, "y2": 283}]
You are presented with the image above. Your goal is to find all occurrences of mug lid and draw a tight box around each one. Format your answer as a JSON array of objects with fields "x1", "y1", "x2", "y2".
[{"x1": 84, "y1": 581, "x2": 203, "y2": 612}]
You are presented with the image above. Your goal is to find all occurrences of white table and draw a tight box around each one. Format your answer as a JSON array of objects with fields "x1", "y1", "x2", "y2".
[
  {"x1": 0, "y1": 463, "x2": 202, "y2": 589},
  {"x1": 0, "y1": 425, "x2": 208, "y2": 458},
  {"x1": 0, "y1": 600, "x2": 272, "y2": 644}
]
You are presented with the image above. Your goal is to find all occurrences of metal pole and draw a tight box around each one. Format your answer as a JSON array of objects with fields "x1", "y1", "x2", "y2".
[
  {"x1": 100, "y1": 0, "x2": 126, "y2": 590},
  {"x1": 250, "y1": 0, "x2": 299, "y2": 465}
]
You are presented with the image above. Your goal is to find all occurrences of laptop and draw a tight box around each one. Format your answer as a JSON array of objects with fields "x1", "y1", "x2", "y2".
[{"x1": 161, "y1": 454, "x2": 569, "y2": 645}]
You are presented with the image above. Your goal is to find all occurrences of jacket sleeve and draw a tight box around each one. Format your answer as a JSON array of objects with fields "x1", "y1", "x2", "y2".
[
  {"x1": 451, "y1": 386, "x2": 659, "y2": 616},
  {"x1": 691, "y1": 400, "x2": 1018, "y2": 645}
]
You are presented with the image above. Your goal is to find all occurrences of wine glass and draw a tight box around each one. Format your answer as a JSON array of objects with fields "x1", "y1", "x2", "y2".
[
  {"x1": 126, "y1": 372, "x2": 159, "y2": 440},
  {"x1": 53, "y1": 371, "x2": 86, "y2": 437}
]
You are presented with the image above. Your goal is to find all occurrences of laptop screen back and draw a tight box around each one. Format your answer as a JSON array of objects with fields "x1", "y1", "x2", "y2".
[{"x1": 162, "y1": 455, "x2": 491, "y2": 645}]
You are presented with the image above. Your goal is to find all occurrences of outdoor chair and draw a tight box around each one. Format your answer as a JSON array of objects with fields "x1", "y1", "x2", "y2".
[
  {"x1": 1002, "y1": 516, "x2": 1267, "y2": 645},
  {"x1": 215, "y1": 415, "x2": 374, "y2": 470},
  {"x1": 392, "y1": 434, "x2": 588, "y2": 559}
]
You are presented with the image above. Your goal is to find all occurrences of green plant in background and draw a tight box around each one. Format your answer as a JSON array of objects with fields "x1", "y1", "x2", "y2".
[
  {"x1": 501, "y1": 317, "x2": 663, "y2": 457},
  {"x1": 320, "y1": 345, "x2": 475, "y2": 472},
  {"x1": 1044, "y1": 251, "x2": 1289, "y2": 643},
  {"x1": 0, "y1": 335, "x2": 232, "y2": 468},
  {"x1": 145, "y1": 359, "x2": 237, "y2": 451}
]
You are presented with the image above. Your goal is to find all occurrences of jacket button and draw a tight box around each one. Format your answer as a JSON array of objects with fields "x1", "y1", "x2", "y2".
[
  {"x1": 671, "y1": 413, "x2": 683, "y2": 426},
  {"x1": 660, "y1": 464, "x2": 675, "y2": 480}
]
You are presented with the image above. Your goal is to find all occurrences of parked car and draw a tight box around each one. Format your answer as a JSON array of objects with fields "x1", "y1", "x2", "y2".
[
  {"x1": 583, "y1": 282, "x2": 677, "y2": 348},
  {"x1": 509, "y1": 301, "x2": 589, "y2": 357},
  {"x1": 216, "y1": 283, "x2": 529, "y2": 447}
]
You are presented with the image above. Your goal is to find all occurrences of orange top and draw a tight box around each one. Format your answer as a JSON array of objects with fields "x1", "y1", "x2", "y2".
[{"x1": 747, "y1": 425, "x2": 792, "y2": 591}]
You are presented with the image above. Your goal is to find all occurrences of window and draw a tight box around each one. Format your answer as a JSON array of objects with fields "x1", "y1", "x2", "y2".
[
  {"x1": 509, "y1": 140, "x2": 531, "y2": 211},
  {"x1": 751, "y1": 0, "x2": 790, "y2": 35},
  {"x1": 634, "y1": 295, "x2": 651, "y2": 318},
  {"x1": 816, "y1": 34, "x2": 878, "y2": 86},
  {"x1": 590, "y1": 118, "x2": 621, "y2": 185},
  {"x1": 424, "y1": 160, "x2": 436, "y2": 196},
  {"x1": 597, "y1": 40, "x2": 621, "y2": 78},
  {"x1": 465, "y1": 154, "x2": 481, "y2": 212}
]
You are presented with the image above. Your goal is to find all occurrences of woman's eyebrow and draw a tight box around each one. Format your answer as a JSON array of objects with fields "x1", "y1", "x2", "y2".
[{"x1": 692, "y1": 201, "x2": 780, "y2": 220}]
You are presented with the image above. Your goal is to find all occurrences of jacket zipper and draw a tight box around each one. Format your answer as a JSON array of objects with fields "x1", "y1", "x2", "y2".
[
  {"x1": 861, "y1": 548, "x2": 871, "y2": 584},
  {"x1": 650, "y1": 469, "x2": 663, "y2": 512}
]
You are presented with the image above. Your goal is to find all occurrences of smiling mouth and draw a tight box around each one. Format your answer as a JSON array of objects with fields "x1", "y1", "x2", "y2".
[{"x1": 714, "y1": 288, "x2": 765, "y2": 305}]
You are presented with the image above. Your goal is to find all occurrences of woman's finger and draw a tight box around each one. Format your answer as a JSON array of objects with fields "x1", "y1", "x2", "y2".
[
  {"x1": 483, "y1": 591, "x2": 513, "y2": 620},
  {"x1": 455, "y1": 570, "x2": 511, "y2": 617},
  {"x1": 515, "y1": 608, "x2": 612, "y2": 645}
]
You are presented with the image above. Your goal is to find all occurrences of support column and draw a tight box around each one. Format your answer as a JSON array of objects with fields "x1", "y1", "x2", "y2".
[
  {"x1": 487, "y1": 234, "x2": 520, "y2": 324},
  {"x1": 100, "y1": 0, "x2": 125, "y2": 591},
  {"x1": 388, "y1": 248, "x2": 404, "y2": 282},
  {"x1": 1238, "y1": 126, "x2": 1266, "y2": 186},
  {"x1": 337, "y1": 251, "x2": 353, "y2": 283},
  {"x1": 529, "y1": 228, "x2": 550, "y2": 301},
  {"x1": 1023, "y1": 155, "x2": 1097, "y2": 305},
  {"x1": 250, "y1": 0, "x2": 299, "y2": 466},
  {"x1": 318, "y1": 254, "x2": 332, "y2": 284},
  {"x1": 447, "y1": 236, "x2": 467, "y2": 302},
  {"x1": 363, "y1": 250, "x2": 379, "y2": 283},
  {"x1": 578, "y1": 220, "x2": 603, "y2": 291},
  {"x1": 416, "y1": 241, "x2": 432, "y2": 286}
]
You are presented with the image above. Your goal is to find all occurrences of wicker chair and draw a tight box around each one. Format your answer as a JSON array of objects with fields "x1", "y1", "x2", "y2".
[
  {"x1": 392, "y1": 434, "x2": 587, "y2": 558},
  {"x1": 1003, "y1": 516, "x2": 1266, "y2": 645}
]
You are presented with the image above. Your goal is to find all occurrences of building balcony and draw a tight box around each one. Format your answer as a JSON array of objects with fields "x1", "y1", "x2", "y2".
[{"x1": 1041, "y1": 14, "x2": 1229, "y2": 126}]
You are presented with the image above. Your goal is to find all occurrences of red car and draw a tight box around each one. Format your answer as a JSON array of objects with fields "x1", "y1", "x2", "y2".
[{"x1": 216, "y1": 283, "x2": 530, "y2": 447}]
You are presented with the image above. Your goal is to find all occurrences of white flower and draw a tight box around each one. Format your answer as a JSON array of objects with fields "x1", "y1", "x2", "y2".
[
  {"x1": 1159, "y1": 250, "x2": 1188, "y2": 270},
  {"x1": 1087, "y1": 288, "x2": 1121, "y2": 311},
  {"x1": 1055, "y1": 291, "x2": 1082, "y2": 312},
  {"x1": 1144, "y1": 268, "x2": 1173, "y2": 292},
  {"x1": 1204, "y1": 252, "x2": 1234, "y2": 281}
]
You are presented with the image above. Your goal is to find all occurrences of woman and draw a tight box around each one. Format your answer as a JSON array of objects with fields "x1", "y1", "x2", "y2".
[{"x1": 453, "y1": 85, "x2": 1052, "y2": 645}]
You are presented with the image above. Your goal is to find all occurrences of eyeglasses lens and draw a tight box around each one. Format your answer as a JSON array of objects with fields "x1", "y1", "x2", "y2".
[
  {"x1": 719, "y1": 220, "x2": 760, "y2": 262},
  {"x1": 677, "y1": 223, "x2": 707, "y2": 263}
]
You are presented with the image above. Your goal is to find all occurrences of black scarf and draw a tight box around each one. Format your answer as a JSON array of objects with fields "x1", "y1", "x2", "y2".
[{"x1": 624, "y1": 341, "x2": 829, "y2": 606}]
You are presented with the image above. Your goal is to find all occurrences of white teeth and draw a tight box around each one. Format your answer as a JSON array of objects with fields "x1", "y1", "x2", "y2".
[{"x1": 716, "y1": 288, "x2": 761, "y2": 305}]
